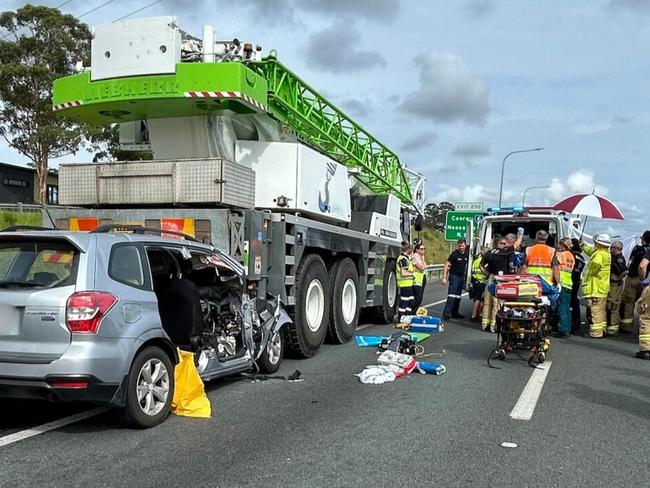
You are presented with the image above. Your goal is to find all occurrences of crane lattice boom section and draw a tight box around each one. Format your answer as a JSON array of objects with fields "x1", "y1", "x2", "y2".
[{"x1": 252, "y1": 59, "x2": 413, "y2": 204}]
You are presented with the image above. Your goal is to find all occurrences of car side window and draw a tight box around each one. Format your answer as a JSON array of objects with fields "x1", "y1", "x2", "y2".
[{"x1": 109, "y1": 244, "x2": 145, "y2": 288}]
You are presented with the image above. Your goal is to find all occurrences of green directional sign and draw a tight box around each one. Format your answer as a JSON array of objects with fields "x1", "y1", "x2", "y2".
[{"x1": 444, "y1": 211, "x2": 483, "y2": 241}]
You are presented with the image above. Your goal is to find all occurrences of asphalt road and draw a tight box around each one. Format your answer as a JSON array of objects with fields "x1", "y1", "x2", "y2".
[{"x1": 1, "y1": 281, "x2": 649, "y2": 488}]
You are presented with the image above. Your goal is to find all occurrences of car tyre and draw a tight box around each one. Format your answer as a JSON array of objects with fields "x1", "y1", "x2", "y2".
[
  {"x1": 286, "y1": 253, "x2": 329, "y2": 358},
  {"x1": 121, "y1": 346, "x2": 174, "y2": 429},
  {"x1": 258, "y1": 329, "x2": 284, "y2": 373},
  {"x1": 326, "y1": 258, "x2": 359, "y2": 344}
]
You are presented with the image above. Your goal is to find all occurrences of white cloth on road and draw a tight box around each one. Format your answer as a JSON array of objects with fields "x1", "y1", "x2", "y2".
[{"x1": 356, "y1": 365, "x2": 401, "y2": 384}]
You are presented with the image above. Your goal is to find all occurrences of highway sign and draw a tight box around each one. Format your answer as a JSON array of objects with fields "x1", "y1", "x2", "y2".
[
  {"x1": 454, "y1": 202, "x2": 484, "y2": 212},
  {"x1": 444, "y1": 211, "x2": 482, "y2": 241}
]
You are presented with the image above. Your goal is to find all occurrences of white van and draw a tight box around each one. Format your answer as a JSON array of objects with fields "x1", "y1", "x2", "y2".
[{"x1": 465, "y1": 206, "x2": 582, "y2": 284}]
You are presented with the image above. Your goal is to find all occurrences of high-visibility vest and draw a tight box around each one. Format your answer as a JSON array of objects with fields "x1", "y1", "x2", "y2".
[
  {"x1": 556, "y1": 250, "x2": 575, "y2": 289},
  {"x1": 396, "y1": 254, "x2": 414, "y2": 288},
  {"x1": 581, "y1": 244, "x2": 611, "y2": 298},
  {"x1": 526, "y1": 244, "x2": 555, "y2": 283},
  {"x1": 412, "y1": 255, "x2": 425, "y2": 287},
  {"x1": 471, "y1": 257, "x2": 486, "y2": 283}
]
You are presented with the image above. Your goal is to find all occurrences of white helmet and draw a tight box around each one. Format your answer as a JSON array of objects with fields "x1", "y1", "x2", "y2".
[{"x1": 594, "y1": 233, "x2": 612, "y2": 247}]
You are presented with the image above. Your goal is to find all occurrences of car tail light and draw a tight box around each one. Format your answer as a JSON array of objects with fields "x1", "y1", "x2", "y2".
[
  {"x1": 66, "y1": 291, "x2": 117, "y2": 334},
  {"x1": 50, "y1": 380, "x2": 89, "y2": 389}
]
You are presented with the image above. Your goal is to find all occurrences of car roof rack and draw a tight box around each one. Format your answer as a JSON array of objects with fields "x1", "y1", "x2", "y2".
[
  {"x1": 90, "y1": 224, "x2": 200, "y2": 242},
  {"x1": 0, "y1": 225, "x2": 53, "y2": 232}
]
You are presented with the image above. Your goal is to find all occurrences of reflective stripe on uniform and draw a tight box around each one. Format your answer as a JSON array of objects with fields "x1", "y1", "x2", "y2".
[
  {"x1": 557, "y1": 250, "x2": 574, "y2": 289},
  {"x1": 396, "y1": 254, "x2": 414, "y2": 287}
]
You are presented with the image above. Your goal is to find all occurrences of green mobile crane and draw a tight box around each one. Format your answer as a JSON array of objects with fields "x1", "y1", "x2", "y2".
[{"x1": 50, "y1": 16, "x2": 426, "y2": 358}]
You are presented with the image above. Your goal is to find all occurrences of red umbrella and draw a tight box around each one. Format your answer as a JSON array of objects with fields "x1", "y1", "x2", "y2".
[{"x1": 553, "y1": 193, "x2": 624, "y2": 220}]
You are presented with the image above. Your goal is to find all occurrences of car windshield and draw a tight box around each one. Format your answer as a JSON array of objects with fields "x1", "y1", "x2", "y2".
[{"x1": 0, "y1": 239, "x2": 79, "y2": 289}]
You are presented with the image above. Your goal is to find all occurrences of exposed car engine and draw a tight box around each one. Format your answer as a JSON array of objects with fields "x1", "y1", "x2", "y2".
[{"x1": 198, "y1": 287, "x2": 244, "y2": 360}]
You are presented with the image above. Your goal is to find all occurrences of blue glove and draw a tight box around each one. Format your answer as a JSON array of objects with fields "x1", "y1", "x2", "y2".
[{"x1": 641, "y1": 279, "x2": 650, "y2": 289}]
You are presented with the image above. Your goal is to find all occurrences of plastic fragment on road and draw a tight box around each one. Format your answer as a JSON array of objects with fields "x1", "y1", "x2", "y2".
[
  {"x1": 416, "y1": 361, "x2": 446, "y2": 375},
  {"x1": 377, "y1": 350, "x2": 417, "y2": 373},
  {"x1": 500, "y1": 442, "x2": 518, "y2": 448},
  {"x1": 354, "y1": 333, "x2": 430, "y2": 348},
  {"x1": 171, "y1": 349, "x2": 212, "y2": 418}
]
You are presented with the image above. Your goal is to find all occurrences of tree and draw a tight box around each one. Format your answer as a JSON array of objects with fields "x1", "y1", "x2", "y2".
[
  {"x1": 0, "y1": 5, "x2": 92, "y2": 203},
  {"x1": 423, "y1": 201, "x2": 455, "y2": 232}
]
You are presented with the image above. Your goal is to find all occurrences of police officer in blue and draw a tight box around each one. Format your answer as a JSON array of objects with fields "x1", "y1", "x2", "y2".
[{"x1": 442, "y1": 239, "x2": 469, "y2": 320}]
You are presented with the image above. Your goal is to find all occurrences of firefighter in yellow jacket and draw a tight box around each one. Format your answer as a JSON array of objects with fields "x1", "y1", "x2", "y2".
[
  {"x1": 635, "y1": 249, "x2": 650, "y2": 359},
  {"x1": 582, "y1": 234, "x2": 612, "y2": 338}
]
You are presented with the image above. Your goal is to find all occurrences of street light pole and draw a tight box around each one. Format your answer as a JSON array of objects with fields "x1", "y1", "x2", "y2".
[
  {"x1": 521, "y1": 185, "x2": 551, "y2": 207},
  {"x1": 498, "y1": 148, "x2": 544, "y2": 207}
]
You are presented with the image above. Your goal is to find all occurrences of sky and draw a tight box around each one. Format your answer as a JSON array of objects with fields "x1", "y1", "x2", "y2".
[{"x1": 1, "y1": 0, "x2": 649, "y2": 238}]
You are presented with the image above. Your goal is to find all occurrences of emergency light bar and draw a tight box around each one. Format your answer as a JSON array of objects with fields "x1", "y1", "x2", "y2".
[{"x1": 486, "y1": 206, "x2": 524, "y2": 214}]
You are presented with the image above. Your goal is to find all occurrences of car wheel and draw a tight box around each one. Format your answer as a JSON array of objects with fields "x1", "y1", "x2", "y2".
[
  {"x1": 286, "y1": 253, "x2": 329, "y2": 358},
  {"x1": 258, "y1": 329, "x2": 284, "y2": 373},
  {"x1": 121, "y1": 346, "x2": 174, "y2": 428},
  {"x1": 372, "y1": 259, "x2": 397, "y2": 324},
  {"x1": 327, "y1": 258, "x2": 359, "y2": 344}
]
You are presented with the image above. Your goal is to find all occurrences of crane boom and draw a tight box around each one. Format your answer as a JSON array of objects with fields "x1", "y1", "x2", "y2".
[
  {"x1": 51, "y1": 16, "x2": 424, "y2": 207},
  {"x1": 250, "y1": 58, "x2": 413, "y2": 203}
]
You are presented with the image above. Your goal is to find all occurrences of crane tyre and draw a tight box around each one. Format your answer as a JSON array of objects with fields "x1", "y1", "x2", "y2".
[
  {"x1": 286, "y1": 254, "x2": 330, "y2": 358},
  {"x1": 326, "y1": 258, "x2": 359, "y2": 344}
]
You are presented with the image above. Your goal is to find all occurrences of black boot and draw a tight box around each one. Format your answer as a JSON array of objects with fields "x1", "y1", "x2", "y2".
[{"x1": 635, "y1": 351, "x2": 650, "y2": 360}]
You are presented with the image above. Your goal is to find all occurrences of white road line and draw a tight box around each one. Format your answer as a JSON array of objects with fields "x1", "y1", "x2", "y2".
[
  {"x1": 509, "y1": 361, "x2": 552, "y2": 420},
  {"x1": 356, "y1": 323, "x2": 375, "y2": 331},
  {"x1": 422, "y1": 292, "x2": 469, "y2": 309},
  {"x1": 356, "y1": 292, "x2": 468, "y2": 331},
  {"x1": 0, "y1": 407, "x2": 109, "y2": 448}
]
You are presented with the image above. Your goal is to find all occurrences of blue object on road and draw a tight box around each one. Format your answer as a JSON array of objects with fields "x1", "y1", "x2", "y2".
[
  {"x1": 410, "y1": 316, "x2": 441, "y2": 325},
  {"x1": 354, "y1": 333, "x2": 430, "y2": 348},
  {"x1": 416, "y1": 361, "x2": 446, "y2": 375}
]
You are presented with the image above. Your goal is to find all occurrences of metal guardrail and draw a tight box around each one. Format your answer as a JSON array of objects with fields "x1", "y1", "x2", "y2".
[
  {"x1": 0, "y1": 203, "x2": 43, "y2": 212},
  {"x1": 425, "y1": 263, "x2": 444, "y2": 280}
]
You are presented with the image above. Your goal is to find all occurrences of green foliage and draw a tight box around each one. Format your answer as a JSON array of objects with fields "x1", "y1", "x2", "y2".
[
  {"x1": 423, "y1": 201, "x2": 455, "y2": 232},
  {"x1": 0, "y1": 210, "x2": 40, "y2": 228},
  {"x1": 0, "y1": 5, "x2": 92, "y2": 202},
  {"x1": 419, "y1": 228, "x2": 450, "y2": 265}
]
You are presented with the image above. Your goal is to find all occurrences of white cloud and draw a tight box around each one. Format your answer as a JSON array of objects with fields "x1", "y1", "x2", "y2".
[
  {"x1": 452, "y1": 142, "x2": 490, "y2": 158},
  {"x1": 544, "y1": 169, "x2": 608, "y2": 203},
  {"x1": 400, "y1": 131, "x2": 437, "y2": 151},
  {"x1": 608, "y1": 0, "x2": 650, "y2": 14},
  {"x1": 307, "y1": 0, "x2": 401, "y2": 22},
  {"x1": 433, "y1": 183, "x2": 513, "y2": 203},
  {"x1": 573, "y1": 116, "x2": 633, "y2": 136},
  {"x1": 463, "y1": 0, "x2": 495, "y2": 19},
  {"x1": 399, "y1": 52, "x2": 490, "y2": 125},
  {"x1": 306, "y1": 23, "x2": 386, "y2": 73}
]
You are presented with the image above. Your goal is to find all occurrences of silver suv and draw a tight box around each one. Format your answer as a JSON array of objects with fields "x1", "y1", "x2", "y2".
[{"x1": 0, "y1": 226, "x2": 290, "y2": 428}]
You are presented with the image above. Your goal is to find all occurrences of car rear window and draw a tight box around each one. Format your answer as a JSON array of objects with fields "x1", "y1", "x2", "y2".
[{"x1": 0, "y1": 239, "x2": 79, "y2": 289}]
